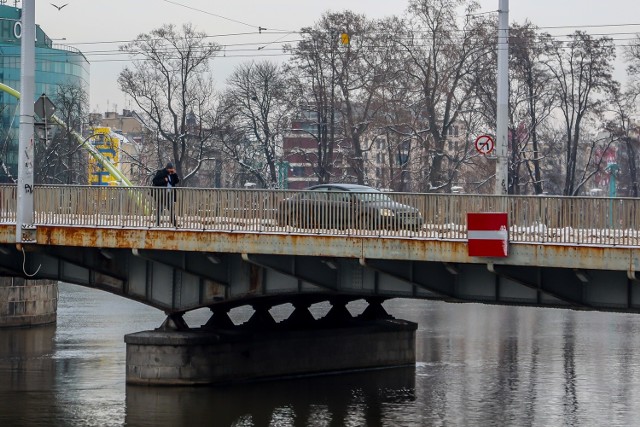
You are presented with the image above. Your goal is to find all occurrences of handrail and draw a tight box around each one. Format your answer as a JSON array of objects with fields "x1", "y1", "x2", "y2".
[{"x1": 1, "y1": 185, "x2": 638, "y2": 247}]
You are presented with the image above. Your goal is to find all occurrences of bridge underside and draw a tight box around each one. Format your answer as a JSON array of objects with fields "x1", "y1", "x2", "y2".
[{"x1": 1, "y1": 239, "x2": 640, "y2": 317}]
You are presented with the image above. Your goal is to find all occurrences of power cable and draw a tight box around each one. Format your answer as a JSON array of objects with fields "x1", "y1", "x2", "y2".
[
  {"x1": 46, "y1": 22, "x2": 640, "y2": 49},
  {"x1": 160, "y1": 0, "x2": 292, "y2": 32}
]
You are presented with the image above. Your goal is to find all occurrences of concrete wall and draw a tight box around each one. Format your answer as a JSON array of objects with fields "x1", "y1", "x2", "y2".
[
  {"x1": 0, "y1": 277, "x2": 57, "y2": 327},
  {"x1": 126, "y1": 319, "x2": 417, "y2": 386}
]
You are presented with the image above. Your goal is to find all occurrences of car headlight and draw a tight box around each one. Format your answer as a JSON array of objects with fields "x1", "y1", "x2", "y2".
[{"x1": 378, "y1": 208, "x2": 395, "y2": 217}]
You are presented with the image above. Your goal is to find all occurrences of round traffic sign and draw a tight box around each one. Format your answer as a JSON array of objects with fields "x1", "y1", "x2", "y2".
[{"x1": 474, "y1": 135, "x2": 495, "y2": 155}]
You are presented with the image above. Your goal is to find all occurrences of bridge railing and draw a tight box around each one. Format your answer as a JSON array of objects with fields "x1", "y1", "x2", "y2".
[
  {"x1": 0, "y1": 185, "x2": 16, "y2": 223},
  {"x1": 1, "y1": 184, "x2": 640, "y2": 246}
]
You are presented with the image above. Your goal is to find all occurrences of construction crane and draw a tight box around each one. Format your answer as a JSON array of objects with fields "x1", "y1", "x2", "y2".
[{"x1": 0, "y1": 82, "x2": 132, "y2": 186}]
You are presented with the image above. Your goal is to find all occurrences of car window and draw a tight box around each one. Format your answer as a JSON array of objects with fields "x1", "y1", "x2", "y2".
[
  {"x1": 305, "y1": 187, "x2": 328, "y2": 201},
  {"x1": 304, "y1": 191, "x2": 327, "y2": 201},
  {"x1": 328, "y1": 190, "x2": 351, "y2": 202},
  {"x1": 351, "y1": 190, "x2": 393, "y2": 203}
]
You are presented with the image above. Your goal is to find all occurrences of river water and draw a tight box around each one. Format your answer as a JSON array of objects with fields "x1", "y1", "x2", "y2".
[{"x1": 2, "y1": 283, "x2": 640, "y2": 426}]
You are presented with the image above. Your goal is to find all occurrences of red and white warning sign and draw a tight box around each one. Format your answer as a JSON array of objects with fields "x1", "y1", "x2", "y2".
[
  {"x1": 474, "y1": 135, "x2": 495, "y2": 155},
  {"x1": 467, "y1": 212, "x2": 509, "y2": 257}
]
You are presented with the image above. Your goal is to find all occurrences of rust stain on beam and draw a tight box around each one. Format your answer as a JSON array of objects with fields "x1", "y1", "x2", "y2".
[
  {"x1": 34, "y1": 226, "x2": 365, "y2": 257},
  {"x1": 2, "y1": 224, "x2": 640, "y2": 274}
]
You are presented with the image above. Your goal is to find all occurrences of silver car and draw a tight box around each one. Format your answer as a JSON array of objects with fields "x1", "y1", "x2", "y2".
[{"x1": 277, "y1": 184, "x2": 424, "y2": 230}]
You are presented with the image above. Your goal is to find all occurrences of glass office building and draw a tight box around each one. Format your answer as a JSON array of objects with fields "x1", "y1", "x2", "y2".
[{"x1": 0, "y1": 3, "x2": 89, "y2": 181}]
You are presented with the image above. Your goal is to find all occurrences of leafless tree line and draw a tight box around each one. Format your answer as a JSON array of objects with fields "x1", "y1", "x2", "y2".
[{"x1": 12, "y1": 0, "x2": 640, "y2": 196}]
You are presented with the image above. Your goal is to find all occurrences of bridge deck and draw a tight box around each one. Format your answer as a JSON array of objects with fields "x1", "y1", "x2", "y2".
[{"x1": 2, "y1": 185, "x2": 640, "y2": 315}]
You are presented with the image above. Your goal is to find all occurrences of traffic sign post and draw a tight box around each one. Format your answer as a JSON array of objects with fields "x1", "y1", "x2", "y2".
[{"x1": 34, "y1": 93, "x2": 57, "y2": 143}]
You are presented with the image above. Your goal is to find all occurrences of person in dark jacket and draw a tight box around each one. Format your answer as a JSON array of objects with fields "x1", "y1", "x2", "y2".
[{"x1": 152, "y1": 162, "x2": 180, "y2": 226}]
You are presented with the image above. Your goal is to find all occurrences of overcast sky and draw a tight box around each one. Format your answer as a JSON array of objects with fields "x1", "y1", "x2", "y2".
[{"x1": 32, "y1": 0, "x2": 638, "y2": 114}]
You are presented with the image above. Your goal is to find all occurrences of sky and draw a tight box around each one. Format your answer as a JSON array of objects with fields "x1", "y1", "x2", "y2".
[{"x1": 30, "y1": 0, "x2": 639, "y2": 115}]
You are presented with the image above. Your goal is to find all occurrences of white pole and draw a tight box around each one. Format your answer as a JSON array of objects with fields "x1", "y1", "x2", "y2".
[
  {"x1": 495, "y1": 0, "x2": 509, "y2": 195},
  {"x1": 16, "y1": 0, "x2": 36, "y2": 244}
]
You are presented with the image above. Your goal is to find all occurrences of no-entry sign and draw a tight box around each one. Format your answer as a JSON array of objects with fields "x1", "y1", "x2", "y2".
[{"x1": 467, "y1": 212, "x2": 509, "y2": 257}]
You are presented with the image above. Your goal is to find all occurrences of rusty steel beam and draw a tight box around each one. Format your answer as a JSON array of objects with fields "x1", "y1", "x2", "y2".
[
  {"x1": 3, "y1": 223, "x2": 640, "y2": 314},
  {"x1": 1, "y1": 224, "x2": 637, "y2": 274}
]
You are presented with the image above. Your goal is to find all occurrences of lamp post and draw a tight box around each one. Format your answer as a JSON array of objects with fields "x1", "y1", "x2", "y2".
[
  {"x1": 16, "y1": 0, "x2": 35, "y2": 245},
  {"x1": 495, "y1": 0, "x2": 509, "y2": 195}
]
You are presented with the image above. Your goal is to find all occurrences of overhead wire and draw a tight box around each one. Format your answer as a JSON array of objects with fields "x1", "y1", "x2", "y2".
[
  {"x1": 0, "y1": 21, "x2": 635, "y2": 65},
  {"x1": 160, "y1": 0, "x2": 292, "y2": 32},
  {"x1": 160, "y1": 0, "x2": 262, "y2": 30}
]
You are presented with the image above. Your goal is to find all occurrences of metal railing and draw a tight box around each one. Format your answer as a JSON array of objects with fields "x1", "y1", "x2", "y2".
[
  {"x1": 0, "y1": 185, "x2": 16, "y2": 223},
  {"x1": 1, "y1": 184, "x2": 639, "y2": 246}
]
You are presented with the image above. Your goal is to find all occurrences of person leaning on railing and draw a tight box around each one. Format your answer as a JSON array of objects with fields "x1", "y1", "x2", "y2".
[{"x1": 152, "y1": 162, "x2": 180, "y2": 226}]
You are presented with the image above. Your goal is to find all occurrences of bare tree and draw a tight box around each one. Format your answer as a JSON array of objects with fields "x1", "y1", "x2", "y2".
[
  {"x1": 288, "y1": 12, "x2": 391, "y2": 185},
  {"x1": 0, "y1": 104, "x2": 17, "y2": 183},
  {"x1": 118, "y1": 23, "x2": 220, "y2": 186},
  {"x1": 625, "y1": 34, "x2": 640, "y2": 102},
  {"x1": 218, "y1": 61, "x2": 290, "y2": 188},
  {"x1": 398, "y1": 0, "x2": 494, "y2": 192},
  {"x1": 332, "y1": 12, "x2": 393, "y2": 185},
  {"x1": 34, "y1": 83, "x2": 89, "y2": 184},
  {"x1": 284, "y1": 26, "x2": 343, "y2": 185},
  {"x1": 368, "y1": 16, "x2": 429, "y2": 192},
  {"x1": 605, "y1": 88, "x2": 639, "y2": 197},
  {"x1": 620, "y1": 37, "x2": 640, "y2": 196},
  {"x1": 543, "y1": 31, "x2": 617, "y2": 195},
  {"x1": 509, "y1": 23, "x2": 557, "y2": 194}
]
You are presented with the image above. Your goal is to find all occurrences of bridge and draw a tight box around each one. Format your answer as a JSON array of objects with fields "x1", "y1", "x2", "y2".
[
  {"x1": 1, "y1": 184, "x2": 639, "y2": 316},
  {"x1": 2, "y1": 184, "x2": 640, "y2": 384}
]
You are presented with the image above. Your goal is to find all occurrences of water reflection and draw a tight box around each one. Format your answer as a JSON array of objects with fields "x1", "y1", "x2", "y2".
[
  {"x1": 125, "y1": 367, "x2": 416, "y2": 427},
  {"x1": 2, "y1": 285, "x2": 640, "y2": 426},
  {"x1": 0, "y1": 324, "x2": 56, "y2": 427}
]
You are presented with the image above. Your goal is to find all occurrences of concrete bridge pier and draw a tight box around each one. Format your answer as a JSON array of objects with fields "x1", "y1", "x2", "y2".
[
  {"x1": 0, "y1": 277, "x2": 57, "y2": 327},
  {"x1": 125, "y1": 297, "x2": 417, "y2": 386}
]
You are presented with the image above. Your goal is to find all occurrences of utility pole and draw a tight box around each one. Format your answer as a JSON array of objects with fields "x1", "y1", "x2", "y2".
[
  {"x1": 495, "y1": 0, "x2": 509, "y2": 195},
  {"x1": 16, "y1": 0, "x2": 36, "y2": 245}
]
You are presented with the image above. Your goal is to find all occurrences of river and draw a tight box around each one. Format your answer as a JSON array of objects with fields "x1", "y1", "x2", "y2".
[{"x1": 1, "y1": 283, "x2": 640, "y2": 426}]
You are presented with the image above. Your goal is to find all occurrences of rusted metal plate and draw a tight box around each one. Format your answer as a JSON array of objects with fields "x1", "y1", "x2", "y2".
[{"x1": 0, "y1": 225, "x2": 14, "y2": 242}]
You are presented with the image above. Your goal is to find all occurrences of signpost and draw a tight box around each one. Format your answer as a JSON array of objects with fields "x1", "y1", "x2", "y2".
[
  {"x1": 34, "y1": 93, "x2": 56, "y2": 144},
  {"x1": 467, "y1": 212, "x2": 509, "y2": 257}
]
